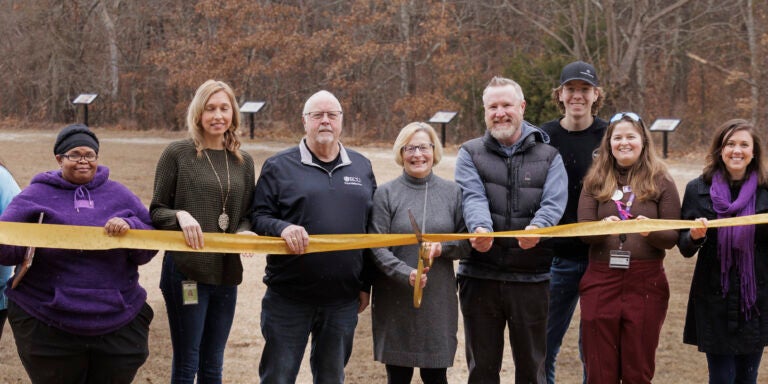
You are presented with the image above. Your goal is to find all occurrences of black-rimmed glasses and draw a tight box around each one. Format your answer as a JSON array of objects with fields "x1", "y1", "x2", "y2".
[
  {"x1": 60, "y1": 153, "x2": 98, "y2": 162},
  {"x1": 402, "y1": 144, "x2": 434, "y2": 154}
]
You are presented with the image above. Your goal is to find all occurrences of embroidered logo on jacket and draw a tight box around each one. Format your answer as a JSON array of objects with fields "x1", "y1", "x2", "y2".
[{"x1": 343, "y1": 176, "x2": 363, "y2": 186}]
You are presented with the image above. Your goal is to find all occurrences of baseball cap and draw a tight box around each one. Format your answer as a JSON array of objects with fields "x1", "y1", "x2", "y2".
[{"x1": 559, "y1": 61, "x2": 599, "y2": 87}]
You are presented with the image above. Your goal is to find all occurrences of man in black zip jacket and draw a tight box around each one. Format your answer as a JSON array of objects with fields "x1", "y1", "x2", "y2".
[{"x1": 252, "y1": 90, "x2": 377, "y2": 383}]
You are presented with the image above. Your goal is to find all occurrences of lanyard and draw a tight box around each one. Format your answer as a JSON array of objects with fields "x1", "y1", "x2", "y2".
[
  {"x1": 613, "y1": 187, "x2": 635, "y2": 249},
  {"x1": 614, "y1": 192, "x2": 635, "y2": 221}
]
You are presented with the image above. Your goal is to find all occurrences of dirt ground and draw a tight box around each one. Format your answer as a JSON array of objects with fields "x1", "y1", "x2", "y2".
[{"x1": 0, "y1": 128, "x2": 766, "y2": 383}]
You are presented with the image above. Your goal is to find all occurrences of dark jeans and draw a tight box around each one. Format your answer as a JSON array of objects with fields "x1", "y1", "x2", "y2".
[
  {"x1": 259, "y1": 288, "x2": 359, "y2": 384},
  {"x1": 7, "y1": 300, "x2": 152, "y2": 384},
  {"x1": 706, "y1": 351, "x2": 763, "y2": 384},
  {"x1": 545, "y1": 257, "x2": 587, "y2": 384},
  {"x1": 160, "y1": 255, "x2": 237, "y2": 384},
  {"x1": 458, "y1": 276, "x2": 548, "y2": 384},
  {"x1": 385, "y1": 364, "x2": 448, "y2": 384}
]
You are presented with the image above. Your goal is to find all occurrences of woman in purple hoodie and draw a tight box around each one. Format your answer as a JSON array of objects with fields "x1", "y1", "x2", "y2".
[{"x1": 0, "y1": 124, "x2": 156, "y2": 384}]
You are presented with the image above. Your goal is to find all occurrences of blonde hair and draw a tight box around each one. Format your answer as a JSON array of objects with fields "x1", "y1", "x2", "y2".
[
  {"x1": 392, "y1": 122, "x2": 443, "y2": 167},
  {"x1": 186, "y1": 79, "x2": 244, "y2": 163},
  {"x1": 483, "y1": 76, "x2": 524, "y2": 104},
  {"x1": 582, "y1": 114, "x2": 670, "y2": 201}
]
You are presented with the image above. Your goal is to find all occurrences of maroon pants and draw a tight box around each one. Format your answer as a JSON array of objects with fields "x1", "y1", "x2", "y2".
[{"x1": 579, "y1": 259, "x2": 669, "y2": 384}]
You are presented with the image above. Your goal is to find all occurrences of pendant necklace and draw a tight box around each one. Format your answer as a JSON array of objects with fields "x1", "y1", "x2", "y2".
[{"x1": 203, "y1": 149, "x2": 231, "y2": 231}]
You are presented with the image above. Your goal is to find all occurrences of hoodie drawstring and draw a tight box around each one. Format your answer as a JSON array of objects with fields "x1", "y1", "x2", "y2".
[{"x1": 74, "y1": 185, "x2": 94, "y2": 212}]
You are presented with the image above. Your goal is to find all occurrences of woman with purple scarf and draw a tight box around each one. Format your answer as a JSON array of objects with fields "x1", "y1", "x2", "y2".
[
  {"x1": 678, "y1": 119, "x2": 768, "y2": 384},
  {"x1": 0, "y1": 124, "x2": 156, "y2": 383}
]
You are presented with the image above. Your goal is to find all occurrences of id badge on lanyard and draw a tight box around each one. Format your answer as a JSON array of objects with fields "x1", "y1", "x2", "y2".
[
  {"x1": 609, "y1": 234, "x2": 630, "y2": 269},
  {"x1": 610, "y1": 186, "x2": 633, "y2": 269},
  {"x1": 182, "y1": 280, "x2": 199, "y2": 305}
]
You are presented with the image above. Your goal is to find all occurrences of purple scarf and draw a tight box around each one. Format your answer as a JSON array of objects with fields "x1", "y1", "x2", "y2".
[{"x1": 710, "y1": 170, "x2": 758, "y2": 319}]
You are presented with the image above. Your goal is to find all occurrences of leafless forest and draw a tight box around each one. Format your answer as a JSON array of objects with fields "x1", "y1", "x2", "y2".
[{"x1": 0, "y1": 1, "x2": 765, "y2": 147}]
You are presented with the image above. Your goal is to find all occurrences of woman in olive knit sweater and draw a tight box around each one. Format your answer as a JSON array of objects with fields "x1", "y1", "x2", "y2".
[{"x1": 150, "y1": 80, "x2": 255, "y2": 384}]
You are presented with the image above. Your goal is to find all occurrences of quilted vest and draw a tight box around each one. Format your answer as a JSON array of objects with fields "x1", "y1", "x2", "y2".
[{"x1": 461, "y1": 130, "x2": 559, "y2": 274}]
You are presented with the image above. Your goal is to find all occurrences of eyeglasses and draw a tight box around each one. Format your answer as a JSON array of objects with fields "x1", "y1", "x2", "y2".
[
  {"x1": 60, "y1": 152, "x2": 98, "y2": 162},
  {"x1": 610, "y1": 112, "x2": 642, "y2": 124},
  {"x1": 402, "y1": 144, "x2": 435, "y2": 154},
  {"x1": 304, "y1": 111, "x2": 342, "y2": 121}
]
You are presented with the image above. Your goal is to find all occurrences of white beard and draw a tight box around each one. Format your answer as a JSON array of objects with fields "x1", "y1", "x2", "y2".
[{"x1": 490, "y1": 125, "x2": 517, "y2": 142}]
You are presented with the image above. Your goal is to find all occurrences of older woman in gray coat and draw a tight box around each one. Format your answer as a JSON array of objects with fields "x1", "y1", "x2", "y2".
[{"x1": 368, "y1": 122, "x2": 470, "y2": 384}]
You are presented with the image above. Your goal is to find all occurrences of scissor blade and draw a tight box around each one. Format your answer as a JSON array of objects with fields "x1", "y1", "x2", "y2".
[{"x1": 407, "y1": 208, "x2": 423, "y2": 243}]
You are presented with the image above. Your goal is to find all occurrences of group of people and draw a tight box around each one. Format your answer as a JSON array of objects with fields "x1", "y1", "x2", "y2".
[{"x1": 0, "y1": 60, "x2": 765, "y2": 384}]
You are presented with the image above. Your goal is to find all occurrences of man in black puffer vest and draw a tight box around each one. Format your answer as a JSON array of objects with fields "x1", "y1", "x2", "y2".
[{"x1": 455, "y1": 76, "x2": 567, "y2": 383}]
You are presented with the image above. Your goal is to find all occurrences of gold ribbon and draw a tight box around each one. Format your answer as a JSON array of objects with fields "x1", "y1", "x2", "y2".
[{"x1": 1, "y1": 213, "x2": 767, "y2": 254}]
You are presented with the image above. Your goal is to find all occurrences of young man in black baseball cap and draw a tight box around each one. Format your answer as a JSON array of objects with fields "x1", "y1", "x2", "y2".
[{"x1": 539, "y1": 60, "x2": 607, "y2": 384}]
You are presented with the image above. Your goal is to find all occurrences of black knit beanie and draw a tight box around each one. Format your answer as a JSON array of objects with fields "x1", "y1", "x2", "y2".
[{"x1": 53, "y1": 124, "x2": 100, "y2": 155}]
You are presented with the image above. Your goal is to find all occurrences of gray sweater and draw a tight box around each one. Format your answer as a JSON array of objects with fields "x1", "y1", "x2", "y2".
[{"x1": 368, "y1": 171, "x2": 470, "y2": 368}]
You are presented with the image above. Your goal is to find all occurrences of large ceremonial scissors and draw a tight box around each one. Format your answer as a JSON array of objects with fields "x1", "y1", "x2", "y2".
[{"x1": 408, "y1": 208, "x2": 432, "y2": 308}]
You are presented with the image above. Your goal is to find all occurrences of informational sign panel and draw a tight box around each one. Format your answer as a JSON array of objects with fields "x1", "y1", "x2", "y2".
[
  {"x1": 648, "y1": 118, "x2": 680, "y2": 159},
  {"x1": 73, "y1": 94, "x2": 98, "y2": 105},
  {"x1": 241, "y1": 101, "x2": 265, "y2": 113},
  {"x1": 241, "y1": 101, "x2": 266, "y2": 140},
  {"x1": 428, "y1": 111, "x2": 458, "y2": 146},
  {"x1": 428, "y1": 111, "x2": 457, "y2": 124},
  {"x1": 649, "y1": 118, "x2": 680, "y2": 132}
]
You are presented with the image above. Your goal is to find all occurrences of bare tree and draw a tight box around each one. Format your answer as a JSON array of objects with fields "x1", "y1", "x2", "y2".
[
  {"x1": 742, "y1": 0, "x2": 763, "y2": 129},
  {"x1": 96, "y1": 0, "x2": 120, "y2": 102},
  {"x1": 0, "y1": 0, "x2": 762, "y2": 145}
]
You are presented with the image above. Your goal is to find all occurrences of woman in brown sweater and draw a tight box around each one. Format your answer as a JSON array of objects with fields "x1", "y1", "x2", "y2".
[{"x1": 577, "y1": 112, "x2": 681, "y2": 384}]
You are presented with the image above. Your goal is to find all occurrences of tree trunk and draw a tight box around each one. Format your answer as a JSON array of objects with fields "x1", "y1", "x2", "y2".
[
  {"x1": 744, "y1": 0, "x2": 761, "y2": 129},
  {"x1": 98, "y1": 0, "x2": 119, "y2": 101}
]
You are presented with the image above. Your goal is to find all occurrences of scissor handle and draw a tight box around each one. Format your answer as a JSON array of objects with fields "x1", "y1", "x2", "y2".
[
  {"x1": 412, "y1": 243, "x2": 431, "y2": 308},
  {"x1": 413, "y1": 256, "x2": 425, "y2": 308}
]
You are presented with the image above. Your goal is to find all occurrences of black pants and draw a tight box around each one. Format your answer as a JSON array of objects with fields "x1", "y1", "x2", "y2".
[
  {"x1": 385, "y1": 364, "x2": 448, "y2": 384},
  {"x1": 0, "y1": 308, "x2": 7, "y2": 341},
  {"x1": 458, "y1": 277, "x2": 548, "y2": 384},
  {"x1": 8, "y1": 300, "x2": 153, "y2": 384}
]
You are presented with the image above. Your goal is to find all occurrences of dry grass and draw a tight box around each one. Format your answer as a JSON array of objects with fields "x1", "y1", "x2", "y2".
[{"x1": 0, "y1": 128, "x2": 765, "y2": 383}]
